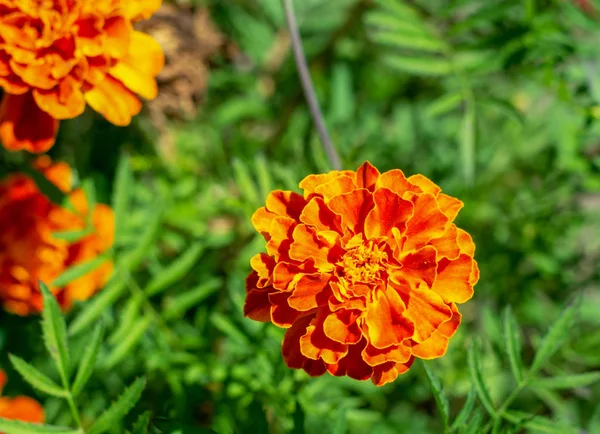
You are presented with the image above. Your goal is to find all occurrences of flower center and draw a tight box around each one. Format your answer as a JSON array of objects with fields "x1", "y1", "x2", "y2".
[{"x1": 338, "y1": 240, "x2": 388, "y2": 284}]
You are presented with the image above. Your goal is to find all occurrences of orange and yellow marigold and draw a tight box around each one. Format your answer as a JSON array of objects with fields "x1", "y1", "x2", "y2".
[
  {"x1": 244, "y1": 162, "x2": 479, "y2": 386},
  {"x1": 0, "y1": 157, "x2": 114, "y2": 315},
  {"x1": 0, "y1": 0, "x2": 164, "y2": 153},
  {"x1": 0, "y1": 369, "x2": 44, "y2": 426}
]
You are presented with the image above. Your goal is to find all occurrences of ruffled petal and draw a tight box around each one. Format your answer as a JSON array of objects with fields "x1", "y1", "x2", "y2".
[
  {"x1": 322, "y1": 308, "x2": 363, "y2": 344},
  {"x1": 433, "y1": 255, "x2": 476, "y2": 303},
  {"x1": 300, "y1": 313, "x2": 348, "y2": 364},
  {"x1": 328, "y1": 188, "x2": 374, "y2": 234},
  {"x1": 299, "y1": 171, "x2": 355, "y2": 198},
  {"x1": 265, "y1": 190, "x2": 307, "y2": 220},
  {"x1": 364, "y1": 187, "x2": 414, "y2": 240},
  {"x1": 289, "y1": 224, "x2": 338, "y2": 271},
  {"x1": 363, "y1": 286, "x2": 414, "y2": 348},
  {"x1": 375, "y1": 169, "x2": 412, "y2": 196},
  {"x1": 403, "y1": 193, "x2": 449, "y2": 251},
  {"x1": 314, "y1": 175, "x2": 359, "y2": 202},
  {"x1": 282, "y1": 316, "x2": 327, "y2": 376},
  {"x1": 361, "y1": 341, "x2": 412, "y2": 366},
  {"x1": 355, "y1": 161, "x2": 380, "y2": 190},
  {"x1": 288, "y1": 273, "x2": 331, "y2": 311},
  {"x1": 299, "y1": 197, "x2": 342, "y2": 233},
  {"x1": 84, "y1": 75, "x2": 142, "y2": 126},
  {"x1": 371, "y1": 358, "x2": 414, "y2": 386}
]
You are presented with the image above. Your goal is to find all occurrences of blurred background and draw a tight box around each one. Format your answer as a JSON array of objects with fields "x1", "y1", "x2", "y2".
[{"x1": 1, "y1": 0, "x2": 600, "y2": 432}]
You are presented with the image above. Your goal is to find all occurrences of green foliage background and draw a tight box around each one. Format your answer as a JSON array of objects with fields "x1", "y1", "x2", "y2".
[{"x1": 1, "y1": 0, "x2": 600, "y2": 433}]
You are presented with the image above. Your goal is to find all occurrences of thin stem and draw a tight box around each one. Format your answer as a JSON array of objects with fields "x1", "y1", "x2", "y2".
[
  {"x1": 281, "y1": 0, "x2": 342, "y2": 171},
  {"x1": 65, "y1": 393, "x2": 83, "y2": 429}
]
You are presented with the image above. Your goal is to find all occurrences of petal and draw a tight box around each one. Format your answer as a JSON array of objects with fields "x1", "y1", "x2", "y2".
[
  {"x1": 282, "y1": 315, "x2": 327, "y2": 376},
  {"x1": 439, "y1": 303, "x2": 462, "y2": 338},
  {"x1": 0, "y1": 370, "x2": 6, "y2": 392},
  {"x1": 397, "y1": 245, "x2": 438, "y2": 288},
  {"x1": 300, "y1": 313, "x2": 348, "y2": 364},
  {"x1": 299, "y1": 171, "x2": 355, "y2": 198},
  {"x1": 269, "y1": 291, "x2": 304, "y2": 328},
  {"x1": 361, "y1": 341, "x2": 412, "y2": 366},
  {"x1": 438, "y1": 193, "x2": 463, "y2": 222},
  {"x1": 371, "y1": 358, "x2": 414, "y2": 386},
  {"x1": 364, "y1": 187, "x2": 414, "y2": 240},
  {"x1": 250, "y1": 253, "x2": 275, "y2": 288},
  {"x1": 328, "y1": 188, "x2": 374, "y2": 234},
  {"x1": 363, "y1": 286, "x2": 414, "y2": 348},
  {"x1": 411, "y1": 330, "x2": 450, "y2": 359},
  {"x1": 124, "y1": 0, "x2": 162, "y2": 21},
  {"x1": 323, "y1": 309, "x2": 363, "y2": 344},
  {"x1": 266, "y1": 190, "x2": 307, "y2": 220},
  {"x1": 110, "y1": 31, "x2": 164, "y2": 100},
  {"x1": 288, "y1": 273, "x2": 331, "y2": 311},
  {"x1": 429, "y1": 224, "x2": 461, "y2": 261},
  {"x1": 251, "y1": 207, "x2": 277, "y2": 237},
  {"x1": 85, "y1": 75, "x2": 142, "y2": 126},
  {"x1": 289, "y1": 224, "x2": 338, "y2": 271},
  {"x1": 32, "y1": 79, "x2": 85, "y2": 120},
  {"x1": 243, "y1": 273, "x2": 273, "y2": 322},
  {"x1": 326, "y1": 338, "x2": 373, "y2": 380},
  {"x1": 0, "y1": 93, "x2": 58, "y2": 152},
  {"x1": 299, "y1": 197, "x2": 342, "y2": 233},
  {"x1": 457, "y1": 228, "x2": 476, "y2": 256},
  {"x1": 266, "y1": 216, "x2": 295, "y2": 258},
  {"x1": 433, "y1": 254, "x2": 476, "y2": 303},
  {"x1": 355, "y1": 161, "x2": 381, "y2": 190},
  {"x1": 272, "y1": 260, "x2": 314, "y2": 291},
  {"x1": 314, "y1": 175, "x2": 359, "y2": 202},
  {"x1": 393, "y1": 281, "x2": 452, "y2": 343},
  {"x1": 403, "y1": 193, "x2": 449, "y2": 251},
  {"x1": 407, "y1": 174, "x2": 442, "y2": 196},
  {"x1": 0, "y1": 396, "x2": 45, "y2": 422},
  {"x1": 376, "y1": 169, "x2": 412, "y2": 196}
]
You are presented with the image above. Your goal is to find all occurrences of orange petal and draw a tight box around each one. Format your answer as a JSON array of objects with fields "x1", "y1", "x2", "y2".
[
  {"x1": 269, "y1": 291, "x2": 303, "y2": 328},
  {"x1": 394, "y1": 281, "x2": 452, "y2": 343},
  {"x1": 412, "y1": 330, "x2": 450, "y2": 359},
  {"x1": 322, "y1": 309, "x2": 362, "y2": 344},
  {"x1": 282, "y1": 315, "x2": 327, "y2": 376},
  {"x1": 103, "y1": 16, "x2": 132, "y2": 59},
  {"x1": 0, "y1": 93, "x2": 59, "y2": 152},
  {"x1": 396, "y1": 245, "x2": 438, "y2": 288},
  {"x1": 364, "y1": 187, "x2": 414, "y2": 240},
  {"x1": 355, "y1": 161, "x2": 381, "y2": 190},
  {"x1": 251, "y1": 207, "x2": 277, "y2": 237},
  {"x1": 288, "y1": 273, "x2": 331, "y2": 311},
  {"x1": 0, "y1": 396, "x2": 45, "y2": 423},
  {"x1": 407, "y1": 174, "x2": 442, "y2": 196},
  {"x1": 124, "y1": 0, "x2": 162, "y2": 21},
  {"x1": 250, "y1": 253, "x2": 275, "y2": 288},
  {"x1": 299, "y1": 197, "x2": 342, "y2": 233},
  {"x1": 243, "y1": 273, "x2": 273, "y2": 322},
  {"x1": 272, "y1": 260, "x2": 314, "y2": 291},
  {"x1": 371, "y1": 358, "x2": 414, "y2": 386},
  {"x1": 403, "y1": 193, "x2": 449, "y2": 251},
  {"x1": 457, "y1": 228, "x2": 476, "y2": 256},
  {"x1": 266, "y1": 216, "x2": 295, "y2": 258},
  {"x1": 438, "y1": 193, "x2": 463, "y2": 222},
  {"x1": 300, "y1": 314, "x2": 348, "y2": 364},
  {"x1": 289, "y1": 224, "x2": 338, "y2": 271},
  {"x1": 110, "y1": 31, "x2": 164, "y2": 100},
  {"x1": 314, "y1": 175, "x2": 359, "y2": 202},
  {"x1": 439, "y1": 302, "x2": 462, "y2": 338},
  {"x1": 32, "y1": 78, "x2": 86, "y2": 120},
  {"x1": 433, "y1": 254, "x2": 476, "y2": 303},
  {"x1": 429, "y1": 224, "x2": 461, "y2": 260},
  {"x1": 265, "y1": 190, "x2": 307, "y2": 220},
  {"x1": 363, "y1": 286, "x2": 414, "y2": 348},
  {"x1": 85, "y1": 75, "x2": 141, "y2": 126},
  {"x1": 376, "y1": 169, "x2": 413, "y2": 196},
  {"x1": 299, "y1": 171, "x2": 355, "y2": 198},
  {"x1": 328, "y1": 188, "x2": 374, "y2": 234},
  {"x1": 326, "y1": 338, "x2": 373, "y2": 380},
  {"x1": 0, "y1": 370, "x2": 6, "y2": 393},
  {"x1": 361, "y1": 341, "x2": 412, "y2": 366}
]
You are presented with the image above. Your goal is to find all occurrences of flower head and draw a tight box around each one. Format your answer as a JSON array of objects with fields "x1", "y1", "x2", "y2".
[
  {"x1": 0, "y1": 156, "x2": 114, "y2": 315},
  {"x1": 0, "y1": 369, "x2": 44, "y2": 425},
  {"x1": 0, "y1": 0, "x2": 164, "y2": 152},
  {"x1": 244, "y1": 162, "x2": 479, "y2": 386}
]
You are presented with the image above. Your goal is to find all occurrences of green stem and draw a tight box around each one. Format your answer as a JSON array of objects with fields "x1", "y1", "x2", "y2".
[
  {"x1": 482, "y1": 378, "x2": 530, "y2": 433},
  {"x1": 65, "y1": 393, "x2": 83, "y2": 429}
]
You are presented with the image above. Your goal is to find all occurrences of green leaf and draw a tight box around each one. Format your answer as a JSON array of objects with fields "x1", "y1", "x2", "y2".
[
  {"x1": 424, "y1": 92, "x2": 464, "y2": 118},
  {"x1": 144, "y1": 243, "x2": 205, "y2": 297},
  {"x1": 590, "y1": 402, "x2": 600, "y2": 434},
  {"x1": 232, "y1": 158, "x2": 259, "y2": 206},
  {"x1": 463, "y1": 408, "x2": 484, "y2": 434},
  {"x1": 87, "y1": 378, "x2": 146, "y2": 434},
  {"x1": 108, "y1": 294, "x2": 143, "y2": 345},
  {"x1": 460, "y1": 100, "x2": 476, "y2": 184},
  {"x1": 0, "y1": 420, "x2": 82, "y2": 434},
  {"x1": 254, "y1": 154, "x2": 273, "y2": 201},
  {"x1": 130, "y1": 411, "x2": 151, "y2": 434},
  {"x1": 8, "y1": 355, "x2": 67, "y2": 398},
  {"x1": 21, "y1": 166, "x2": 67, "y2": 207},
  {"x1": 71, "y1": 323, "x2": 104, "y2": 397},
  {"x1": 383, "y1": 55, "x2": 452, "y2": 76},
  {"x1": 369, "y1": 30, "x2": 448, "y2": 53},
  {"x1": 529, "y1": 296, "x2": 580, "y2": 376},
  {"x1": 51, "y1": 255, "x2": 110, "y2": 288},
  {"x1": 39, "y1": 282, "x2": 71, "y2": 383},
  {"x1": 118, "y1": 204, "x2": 163, "y2": 271},
  {"x1": 210, "y1": 313, "x2": 250, "y2": 346},
  {"x1": 421, "y1": 360, "x2": 449, "y2": 429},
  {"x1": 69, "y1": 275, "x2": 127, "y2": 336},
  {"x1": 163, "y1": 279, "x2": 222, "y2": 320},
  {"x1": 467, "y1": 338, "x2": 496, "y2": 417},
  {"x1": 503, "y1": 306, "x2": 524, "y2": 383},
  {"x1": 51, "y1": 228, "x2": 94, "y2": 243},
  {"x1": 451, "y1": 388, "x2": 477, "y2": 431},
  {"x1": 331, "y1": 406, "x2": 347, "y2": 434},
  {"x1": 104, "y1": 317, "x2": 151, "y2": 369},
  {"x1": 532, "y1": 372, "x2": 600, "y2": 390},
  {"x1": 112, "y1": 154, "x2": 132, "y2": 242},
  {"x1": 504, "y1": 411, "x2": 579, "y2": 434}
]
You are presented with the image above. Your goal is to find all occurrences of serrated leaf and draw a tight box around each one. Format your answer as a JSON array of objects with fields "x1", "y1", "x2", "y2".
[
  {"x1": 467, "y1": 338, "x2": 496, "y2": 417},
  {"x1": 112, "y1": 154, "x2": 132, "y2": 242},
  {"x1": 39, "y1": 282, "x2": 70, "y2": 383},
  {"x1": 8, "y1": 355, "x2": 67, "y2": 398},
  {"x1": 71, "y1": 323, "x2": 104, "y2": 397},
  {"x1": 451, "y1": 388, "x2": 476, "y2": 431},
  {"x1": 422, "y1": 360, "x2": 449, "y2": 429},
  {"x1": 118, "y1": 204, "x2": 164, "y2": 271},
  {"x1": 529, "y1": 297, "x2": 580, "y2": 376},
  {"x1": 383, "y1": 54, "x2": 452, "y2": 76},
  {"x1": 130, "y1": 411, "x2": 151, "y2": 434},
  {"x1": 104, "y1": 317, "x2": 151, "y2": 369},
  {"x1": 144, "y1": 243, "x2": 205, "y2": 297},
  {"x1": 532, "y1": 372, "x2": 600, "y2": 390},
  {"x1": 87, "y1": 378, "x2": 146, "y2": 434},
  {"x1": 51, "y1": 256, "x2": 110, "y2": 288},
  {"x1": 69, "y1": 275, "x2": 127, "y2": 336},
  {"x1": 163, "y1": 278, "x2": 222, "y2": 320},
  {"x1": 0, "y1": 420, "x2": 82, "y2": 434},
  {"x1": 503, "y1": 306, "x2": 524, "y2": 383}
]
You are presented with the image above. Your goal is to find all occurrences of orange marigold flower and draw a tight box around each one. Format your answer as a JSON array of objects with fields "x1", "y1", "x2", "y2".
[
  {"x1": 244, "y1": 162, "x2": 479, "y2": 386},
  {"x1": 0, "y1": 0, "x2": 164, "y2": 153},
  {"x1": 0, "y1": 156, "x2": 114, "y2": 315},
  {"x1": 0, "y1": 369, "x2": 45, "y2": 425}
]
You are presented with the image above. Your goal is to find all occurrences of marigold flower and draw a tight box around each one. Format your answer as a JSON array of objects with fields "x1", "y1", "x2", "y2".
[
  {"x1": 0, "y1": 369, "x2": 44, "y2": 425},
  {"x1": 244, "y1": 162, "x2": 479, "y2": 386},
  {"x1": 0, "y1": 156, "x2": 114, "y2": 315},
  {"x1": 0, "y1": 0, "x2": 164, "y2": 153}
]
